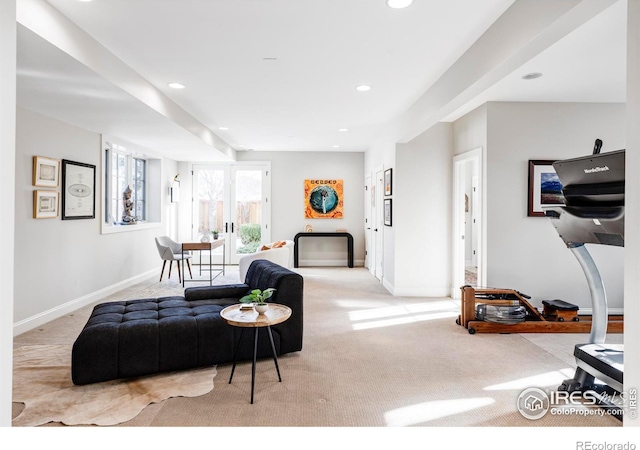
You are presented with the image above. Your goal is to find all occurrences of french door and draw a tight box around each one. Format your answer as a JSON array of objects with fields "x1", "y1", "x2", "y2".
[{"x1": 192, "y1": 163, "x2": 271, "y2": 265}]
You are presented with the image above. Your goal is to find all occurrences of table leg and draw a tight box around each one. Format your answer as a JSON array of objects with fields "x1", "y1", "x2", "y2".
[
  {"x1": 251, "y1": 328, "x2": 258, "y2": 404},
  {"x1": 228, "y1": 329, "x2": 244, "y2": 384},
  {"x1": 266, "y1": 326, "x2": 282, "y2": 382}
]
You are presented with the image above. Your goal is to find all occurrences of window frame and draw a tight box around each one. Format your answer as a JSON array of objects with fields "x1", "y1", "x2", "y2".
[{"x1": 132, "y1": 157, "x2": 147, "y2": 221}]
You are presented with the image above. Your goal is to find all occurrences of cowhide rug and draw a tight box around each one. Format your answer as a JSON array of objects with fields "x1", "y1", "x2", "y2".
[{"x1": 12, "y1": 344, "x2": 216, "y2": 427}]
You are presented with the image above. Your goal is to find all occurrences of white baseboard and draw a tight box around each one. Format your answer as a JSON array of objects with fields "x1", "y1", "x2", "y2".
[
  {"x1": 381, "y1": 279, "x2": 449, "y2": 297},
  {"x1": 297, "y1": 259, "x2": 365, "y2": 267},
  {"x1": 392, "y1": 287, "x2": 451, "y2": 297},
  {"x1": 382, "y1": 277, "x2": 394, "y2": 295},
  {"x1": 13, "y1": 269, "x2": 157, "y2": 336},
  {"x1": 573, "y1": 307, "x2": 624, "y2": 316}
]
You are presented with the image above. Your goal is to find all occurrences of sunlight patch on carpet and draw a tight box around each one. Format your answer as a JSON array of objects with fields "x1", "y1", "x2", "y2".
[
  {"x1": 348, "y1": 301, "x2": 459, "y2": 331},
  {"x1": 12, "y1": 344, "x2": 216, "y2": 427},
  {"x1": 348, "y1": 301, "x2": 458, "y2": 321},
  {"x1": 351, "y1": 311, "x2": 459, "y2": 330},
  {"x1": 483, "y1": 369, "x2": 576, "y2": 391},
  {"x1": 384, "y1": 397, "x2": 495, "y2": 426}
]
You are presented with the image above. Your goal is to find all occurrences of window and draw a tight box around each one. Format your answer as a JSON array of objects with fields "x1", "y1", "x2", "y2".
[
  {"x1": 105, "y1": 143, "x2": 147, "y2": 223},
  {"x1": 102, "y1": 136, "x2": 161, "y2": 233}
]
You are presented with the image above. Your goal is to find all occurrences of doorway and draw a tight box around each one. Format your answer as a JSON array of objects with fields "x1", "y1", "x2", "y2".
[
  {"x1": 452, "y1": 148, "x2": 484, "y2": 299},
  {"x1": 192, "y1": 163, "x2": 271, "y2": 265}
]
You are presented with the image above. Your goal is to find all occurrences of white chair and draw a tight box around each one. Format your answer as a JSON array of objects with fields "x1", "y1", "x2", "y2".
[
  {"x1": 155, "y1": 236, "x2": 193, "y2": 282},
  {"x1": 238, "y1": 240, "x2": 294, "y2": 282}
]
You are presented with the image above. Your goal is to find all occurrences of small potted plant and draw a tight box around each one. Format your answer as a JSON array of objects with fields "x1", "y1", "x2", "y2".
[
  {"x1": 240, "y1": 288, "x2": 276, "y2": 314},
  {"x1": 211, "y1": 229, "x2": 219, "y2": 240}
]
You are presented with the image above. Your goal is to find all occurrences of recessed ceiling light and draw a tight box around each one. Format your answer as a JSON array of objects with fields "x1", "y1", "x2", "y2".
[
  {"x1": 333, "y1": 145, "x2": 340, "y2": 148},
  {"x1": 218, "y1": 127, "x2": 229, "y2": 131},
  {"x1": 386, "y1": 0, "x2": 413, "y2": 9},
  {"x1": 522, "y1": 72, "x2": 543, "y2": 80},
  {"x1": 168, "y1": 82, "x2": 186, "y2": 89},
  {"x1": 77, "y1": 0, "x2": 94, "y2": 2},
  {"x1": 356, "y1": 85, "x2": 372, "y2": 92},
  {"x1": 338, "y1": 128, "x2": 349, "y2": 132}
]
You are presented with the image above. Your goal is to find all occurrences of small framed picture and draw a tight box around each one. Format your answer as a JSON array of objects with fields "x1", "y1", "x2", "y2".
[
  {"x1": 33, "y1": 190, "x2": 59, "y2": 219},
  {"x1": 384, "y1": 168, "x2": 392, "y2": 196},
  {"x1": 384, "y1": 198, "x2": 392, "y2": 226},
  {"x1": 528, "y1": 160, "x2": 565, "y2": 217},
  {"x1": 33, "y1": 156, "x2": 60, "y2": 188}
]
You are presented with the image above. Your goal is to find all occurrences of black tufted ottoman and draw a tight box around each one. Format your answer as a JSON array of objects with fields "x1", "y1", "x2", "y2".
[{"x1": 71, "y1": 296, "x2": 237, "y2": 385}]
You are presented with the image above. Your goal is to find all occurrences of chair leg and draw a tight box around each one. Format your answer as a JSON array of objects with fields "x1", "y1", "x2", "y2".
[
  {"x1": 160, "y1": 260, "x2": 167, "y2": 281},
  {"x1": 186, "y1": 259, "x2": 193, "y2": 279},
  {"x1": 177, "y1": 260, "x2": 182, "y2": 283},
  {"x1": 168, "y1": 261, "x2": 173, "y2": 279}
]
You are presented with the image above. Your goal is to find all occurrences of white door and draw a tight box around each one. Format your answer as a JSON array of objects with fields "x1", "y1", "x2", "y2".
[
  {"x1": 471, "y1": 175, "x2": 479, "y2": 268},
  {"x1": 192, "y1": 163, "x2": 270, "y2": 265},
  {"x1": 364, "y1": 174, "x2": 372, "y2": 271},
  {"x1": 374, "y1": 169, "x2": 384, "y2": 281}
]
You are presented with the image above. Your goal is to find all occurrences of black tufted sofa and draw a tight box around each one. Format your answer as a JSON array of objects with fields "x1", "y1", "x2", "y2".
[{"x1": 71, "y1": 260, "x2": 303, "y2": 385}]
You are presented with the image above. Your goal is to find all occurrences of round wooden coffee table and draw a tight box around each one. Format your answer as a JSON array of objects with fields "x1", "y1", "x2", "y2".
[{"x1": 220, "y1": 303, "x2": 292, "y2": 404}]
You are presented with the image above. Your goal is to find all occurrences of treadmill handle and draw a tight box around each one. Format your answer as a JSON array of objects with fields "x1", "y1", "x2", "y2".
[{"x1": 593, "y1": 138, "x2": 602, "y2": 155}]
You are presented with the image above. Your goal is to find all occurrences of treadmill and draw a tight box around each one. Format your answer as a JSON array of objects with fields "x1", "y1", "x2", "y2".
[{"x1": 543, "y1": 141, "x2": 624, "y2": 403}]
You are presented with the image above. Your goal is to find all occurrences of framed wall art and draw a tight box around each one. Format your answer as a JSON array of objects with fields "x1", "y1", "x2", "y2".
[
  {"x1": 384, "y1": 198, "x2": 392, "y2": 226},
  {"x1": 304, "y1": 179, "x2": 344, "y2": 219},
  {"x1": 33, "y1": 190, "x2": 59, "y2": 219},
  {"x1": 62, "y1": 159, "x2": 96, "y2": 220},
  {"x1": 32, "y1": 156, "x2": 60, "y2": 188},
  {"x1": 528, "y1": 160, "x2": 565, "y2": 217},
  {"x1": 384, "y1": 168, "x2": 392, "y2": 196}
]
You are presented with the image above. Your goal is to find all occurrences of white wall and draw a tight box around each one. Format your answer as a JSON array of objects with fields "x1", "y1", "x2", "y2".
[
  {"x1": 14, "y1": 107, "x2": 177, "y2": 331},
  {"x1": 453, "y1": 104, "x2": 488, "y2": 157},
  {"x1": 237, "y1": 151, "x2": 366, "y2": 266},
  {"x1": 393, "y1": 123, "x2": 453, "y2": 296},
  {"x1": 485, "y1": 102, "x2": 626, "y2": 310},
  {"x1": 0, "y1": 0, "x2": 16, "y2": 427}
]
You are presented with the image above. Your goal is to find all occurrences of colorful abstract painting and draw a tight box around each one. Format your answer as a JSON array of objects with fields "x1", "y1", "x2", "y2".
[{"x1": 304, "y1": 179, "x2": 344, "y2": 219}]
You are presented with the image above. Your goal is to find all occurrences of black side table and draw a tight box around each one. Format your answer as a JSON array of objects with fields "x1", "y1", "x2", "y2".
[{"x1": 293, "y1": 232, "x2": 353, "y2": 268}]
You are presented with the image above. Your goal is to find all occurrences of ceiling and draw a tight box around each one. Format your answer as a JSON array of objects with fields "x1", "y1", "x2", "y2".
[{"x1": 15, "y1": 0, "x2": 627, "y2": 161}]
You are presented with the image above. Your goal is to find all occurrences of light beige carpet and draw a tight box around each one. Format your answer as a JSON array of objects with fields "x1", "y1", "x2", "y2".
[
  {"x1": 12, "y1": 344, "x2": 216, "y2": 427},
  {"x1": 12, "y1": 267, "x2": 623, "y2": 429}
]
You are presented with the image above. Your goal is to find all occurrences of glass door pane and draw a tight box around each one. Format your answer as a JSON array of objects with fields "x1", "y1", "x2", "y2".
[
  {"x1": 194, "y1": 167, "x2": 228, "y2": 265},
  {"x1": 233, "y1": 168, "x2": 263, "y2": 263}
]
